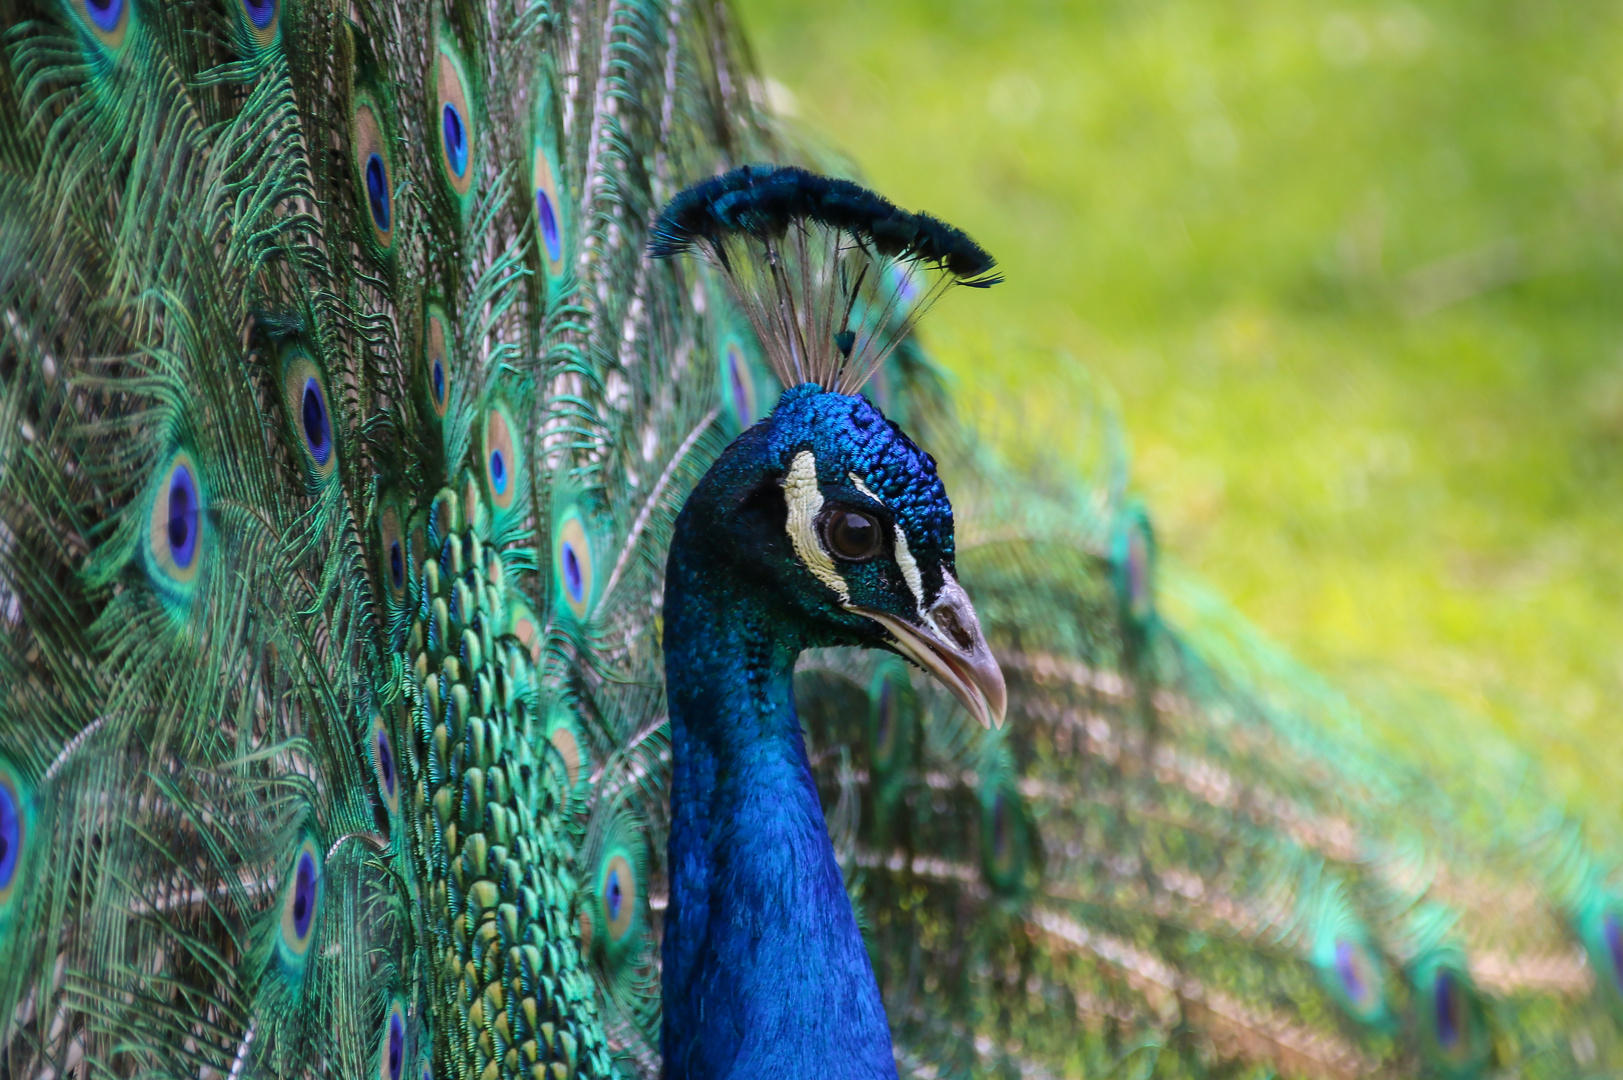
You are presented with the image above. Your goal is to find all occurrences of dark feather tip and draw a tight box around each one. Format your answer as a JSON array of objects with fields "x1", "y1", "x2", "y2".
[{"x1": 649, "y1": 165, "x2": 999, "y2": 284}]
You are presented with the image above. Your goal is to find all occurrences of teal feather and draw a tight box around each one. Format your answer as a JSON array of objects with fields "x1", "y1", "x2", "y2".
[{"x1": 2, "y1": 0, "x2": 1622, "y2": 1075}]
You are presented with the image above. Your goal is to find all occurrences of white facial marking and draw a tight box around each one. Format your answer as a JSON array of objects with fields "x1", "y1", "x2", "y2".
[
  {"x1": 848, "y1": 472, "x2": 925, "y2": 614},
  {"x1": 848, "y1": 473, "x2": 884, "y2": 505},
  {"x1": 784, "y1": 450, "x2": 849, "y2": 602},
  {"x1": 892, "y1": 526, "x2": 926, "y2": 615}
]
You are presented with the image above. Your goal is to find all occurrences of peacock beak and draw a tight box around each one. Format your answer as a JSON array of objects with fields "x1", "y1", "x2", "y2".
[{"x1": 852, "y1": 571, "x2": 1007, "y2": 729}]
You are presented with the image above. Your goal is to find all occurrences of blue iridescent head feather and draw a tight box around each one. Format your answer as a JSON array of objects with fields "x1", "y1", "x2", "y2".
[{"x1": 766, "y1": 382, "x2": 954, "y2": 575}]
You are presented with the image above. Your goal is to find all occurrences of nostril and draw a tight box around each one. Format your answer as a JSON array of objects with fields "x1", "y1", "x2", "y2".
[{"x1": 935, "y1": 605, "x2": 975, "y2": 651}]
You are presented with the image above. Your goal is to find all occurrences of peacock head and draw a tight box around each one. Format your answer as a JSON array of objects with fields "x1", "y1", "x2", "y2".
[
  {"x1": 653, "y1": 164, "x2": 1007, "y2": 727},
  {"x1": 683, "y1": 381, "x2": 1005, "y2": 729}
]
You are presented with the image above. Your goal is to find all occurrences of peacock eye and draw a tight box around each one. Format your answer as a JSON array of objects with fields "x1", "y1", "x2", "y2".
[{"x1": 822, "y1": 508, "x2": 882, "y2": 562}]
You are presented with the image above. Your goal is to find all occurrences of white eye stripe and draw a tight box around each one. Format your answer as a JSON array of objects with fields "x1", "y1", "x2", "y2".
[
  {"x1": 892, "y1": 525, "x2": 926, "y2": 615},
  {"x1": 785, "y1": 451, "x2": 850, "y2": 602},
  {"x1": 848, "y1": 473, "x2": 927, "y2": 613},
  {"x1": 848, "y1": 473, "x2": 884, "y2": 505}
]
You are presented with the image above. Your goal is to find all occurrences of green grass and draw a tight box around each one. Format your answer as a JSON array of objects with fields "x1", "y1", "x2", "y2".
[{"x1": 733, "y1": 0, "x2": 1623, "y2": 818}]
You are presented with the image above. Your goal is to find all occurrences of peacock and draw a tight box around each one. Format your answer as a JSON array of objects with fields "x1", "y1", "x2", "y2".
[{"x1": 1, "y1": 0, "x2": 1622, "y2": 1075}]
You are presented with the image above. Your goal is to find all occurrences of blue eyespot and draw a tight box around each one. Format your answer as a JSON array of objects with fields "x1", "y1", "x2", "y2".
[
  {"x1": 242, "y1": 0, "x2": 274, "y2": 29},
  {"x1": 991, "y1": 793, "x2": 1010, "y2": 860},
  {"x1": 562, "y1": 543, "x2": 583, "y2": 605},
  {"x1": 385, "y1": 1009, "x2": 404, "y2": 1080},
  {"x1": 366, "y1": 154, "x2": 391, "y2": 231},
  {"x1": 1335, "y1": 940, "x2": 1367, "y2": 1005},
  {"x1": 441, "y1": 104, "x2": 467, "y2": 178},
  {"x1": 352, "y1": 100, "x2": 394, "y2": 251},
  {"x1": 537, "y1": 189, "x2": 561, "y2": 263},
  {"x1": 276, "y1": 837, "x2": 322, "y2": 978},
  {"x1": 378, "y1": 503, "x2": 407, "y2": 601},
  {"x1": 553, "y1": 508, "x2": 594, "y2": 619},
  {"x1": 531, "y1": 97, "x2": 570, "y2": 287},
  {"x1": 1433, "y1": 968, "x2": 1461, "y2": 1048},
  {"x1": 376, "y1": 728, "x2": 396, "y2": 798},
  {"x1": 301, "y1": 378, "x2": 332, "y2": 464},
  {"x1": 291, "y1": 850, "x2": 316, "y2": 939},
  {"x1": 166, "y1": 464, "x2": 200, "y2": 569},
  {"x1": 602, "y1": 852, "x2": 635, "y2": 942},
  {"x1": 371, "y1": 715, "x2": 402, "y2": 816},
  {"x1": 378, "y1": 1000, "x2": 407, "y2": 1080},
  {"x1": 148, "y1": 452, "x2": 206, "y2": 597},
  {"x1": 434, "y1": 46, "x2": 476, "y2": 199},
  {"x1": 424, "y1": 308, "x2": 451, "y2": 420},
  {"x1": 84, "y1": 0, "x2": 122, "y2": 33},
  {"x1": 0, "y1": 775, "x2": 22, "y2": 894},
  {"x1": 980, "y1": 779, "x2": 1028, "y2": 895},
  {"x1": 482, "y1": 407, "x2": 519, "y2": 511},
  {"x1": 282, "y1": 354, "x2": 337, "y2": 481}
]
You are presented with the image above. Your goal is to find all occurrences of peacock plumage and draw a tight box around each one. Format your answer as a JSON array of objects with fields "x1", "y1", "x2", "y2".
[{"x1": 0, "y1": 0, "x2": 1620, "y2": 1076}]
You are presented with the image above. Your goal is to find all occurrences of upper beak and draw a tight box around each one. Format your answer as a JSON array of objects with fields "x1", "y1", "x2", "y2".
[{"x1": 851, "y1": 570, "x2": 1007, "y2": 729}]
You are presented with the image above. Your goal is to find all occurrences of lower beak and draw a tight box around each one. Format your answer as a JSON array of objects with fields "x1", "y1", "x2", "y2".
[{"x1": 851, "y1": 571, "x2": 1007, "y2": 729}]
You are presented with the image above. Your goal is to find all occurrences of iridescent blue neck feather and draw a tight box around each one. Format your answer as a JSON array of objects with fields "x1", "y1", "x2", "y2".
[{"x1": 661, "y1": 385, "x2": 961, "y2": 1079}]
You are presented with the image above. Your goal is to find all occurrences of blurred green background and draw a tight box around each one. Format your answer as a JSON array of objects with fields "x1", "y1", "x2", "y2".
[{"x1": 733, "y1": 0, "x2": 1623, "y2": 817}]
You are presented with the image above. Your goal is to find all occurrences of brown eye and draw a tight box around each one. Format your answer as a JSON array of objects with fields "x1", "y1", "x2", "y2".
[{"x1": 824, "y1": 508, "x2": 883, "y2": 561}]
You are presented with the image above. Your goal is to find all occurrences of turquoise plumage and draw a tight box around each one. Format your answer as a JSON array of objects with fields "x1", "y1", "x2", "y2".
[{"x1": 0, "y1": 0, "x2": 1620, "y2": 1076}]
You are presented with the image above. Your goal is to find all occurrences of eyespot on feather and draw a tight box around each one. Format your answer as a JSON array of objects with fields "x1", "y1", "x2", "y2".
[
  {"x1": 377, "y1": 999, "x2": 407, "y2": 1080},
  {"x1": 552, "y1": 507, "x2": 594, "y2": 620},
  {"x1": 1311, "y1": 924, "x2": 1390, "y2": 1028},
  {"x1": 481, "y1": 404, "x2": 520, "y2": 512},
  {"x1": 408, "y1": 511, "x2": 430, "y2": 592},
  {"x1": 0, "y1": 761, "x2": 31, "y2": 918},
  {"x1": 544, "y1": 702, "x2": 589, "y2": 798},
  {"x1": 601, "y1": 853, "x2": 636, "y2": 940},
  {"x1": 279, "y1": 350, "x2": 338, "y2": 482},
  {"x1": 370, "y1": 713, "x2": 401, "y2": 817},
  {"x1": 1577, "y1": 894, "x2": 1623, "y2": 1009},
  {"x1": 1410, "y1": 952, "x2": 1490, "y2": 1077},
  {"x1": 144, "y1": 449, "x2": 206, "y2": 602},
  {"x1": 422, "y1": 305, "x2": 451, "y2": 422},
  {"x1": 234, "y1": 0, "x2": 278, "y2": 51},
  {"x1": 507, "y1": 599, "x2": 543, "y2": 665},
  {"x1": 67, "y1": 0, "x2": 131, "y2": 52},
  {"x1": 980, "y1": 784, "x2": 1026, "y2": 894},
  {"x1": 379, "y1": 501, "x2": 407, "y2": 603},
  {"x1": 530, "y1": 144, "x2": 568, "y2": 285},
  {"x1": 350, "y1": 91, "x2": 396, "y2": 254},
  {"x1": 275, "y1": 837, "x2": 323, "y2": 978},
  {"x1": 432, "y1": 39, "x2": 477, "y2": 199},
  {"x1": 866, "y1": 659, "x2": 915, "y2": 783}
]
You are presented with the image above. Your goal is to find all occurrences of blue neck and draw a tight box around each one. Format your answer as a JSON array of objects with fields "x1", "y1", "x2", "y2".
[{"x1": 661, "y1": 552, "x2": 896, "y2": 1079}]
